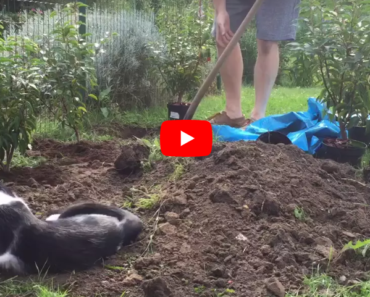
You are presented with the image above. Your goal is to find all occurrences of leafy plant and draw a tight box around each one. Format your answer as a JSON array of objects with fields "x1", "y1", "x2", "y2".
[
  {"x1": 294, "y1": 206, "x2": 306, "y2": 221},
  {"x1": 288, "y1": 0, "x2": 370, "y2": 140},
  {"x1": 38, "y1": 2, "x2": 107, "y2": 142},
  {"x1": 342, "y1": 238, "x2": 370, "y2": 257},
  {"x1": 0, "y1": 33, "x2": 41, "y2": 172},
  {"x1": 138, "y1": 137, "x2": 164, "y2": 170},
  {"x1": 150, "y1": 0, "x2": 213, "y2": 104}
]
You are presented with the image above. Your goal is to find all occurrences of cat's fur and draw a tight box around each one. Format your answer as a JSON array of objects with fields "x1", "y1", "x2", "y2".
[{"x1": 0, "y1": 184, "x2": 143, "y2": 274}]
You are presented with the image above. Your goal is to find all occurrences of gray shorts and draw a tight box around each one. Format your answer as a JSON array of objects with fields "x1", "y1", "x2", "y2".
[{"x1": 212, "y1": 0, "x2": 301, "y2": 41}]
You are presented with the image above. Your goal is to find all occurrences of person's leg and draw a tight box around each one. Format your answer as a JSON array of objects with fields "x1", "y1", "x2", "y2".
[
  {"x1": 252, "y1": 0, "x2": 301, "y2": 120},
  {"x1": 251, "y1": 40, "x2": 280, "y2": 120},
  {"x1": 217, "y1": 42, "x2": 243, "y2": 119},
  {"x1": 208, "y1": 0, "x2": 253, "y2": 128}
]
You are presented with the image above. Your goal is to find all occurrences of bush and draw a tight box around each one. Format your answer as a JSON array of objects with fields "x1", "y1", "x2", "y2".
[
  {"x1": 289, "y1": 0, "x2": 370, "y2": 139},
  {"x1": 0, "y1": 35, "x2": 41, "y2": 171},
  {"x1": 0, "y1": 3, "x2": 107, "y2": 171},
  {"x1": 149, "y1": 0, "x2": 214, "y2": 103},
  {"x1": 92, "y1": 8, "x2": 163, "y2": 109}
]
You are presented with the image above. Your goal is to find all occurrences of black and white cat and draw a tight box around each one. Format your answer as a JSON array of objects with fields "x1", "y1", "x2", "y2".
[{"x1": 0, "y1": 184, "x2": 143, "y2": 275}]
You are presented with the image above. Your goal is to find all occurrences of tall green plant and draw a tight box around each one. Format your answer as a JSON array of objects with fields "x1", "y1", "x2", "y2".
[
  {"x1": 150, "y1": 0, "x2": 213, "y2": 103},
  {"x1": 0, "y1": 35, "x2": 41, "y2": 171},
  {"x1": 38, "y1": 2, "x2": 101, "y2": 142},
  {"x1": 289, "y1": 0, "x2": 370, "y2": 140}
]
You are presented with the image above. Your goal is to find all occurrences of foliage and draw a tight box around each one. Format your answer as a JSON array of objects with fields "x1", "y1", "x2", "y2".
[
  {"x1": 294, "y1": 207, "x2": 306, "y2": 221},
  {"x1": 342, "y1": 238, "x2": 370, "y2": 257},
  {"x1": 150, "y1": 0, "x2": 214, "y2": 103},
  {"x1": 37, "y1": 2, "x2": 106, "y2": 142},
  {"x1": 240, "y1": 24, "x2": 257, "y2": 85},
  {"x1": 94, "y1": 8, "x2": 162, "y2": 110},
  {"x1": 0, "y1": 34, "x2": 41, "y2": 172},
  {"x1": 137, "y1": 137, "x2": 164, "y2": 171},
  {"x1": 288, "y1": 0, "x2": 370, "y2": 140}
]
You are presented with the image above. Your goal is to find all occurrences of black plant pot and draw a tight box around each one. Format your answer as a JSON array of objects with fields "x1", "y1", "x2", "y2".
[
  {"x1": 348, "y1": 126, "x2": 370, "y2": 145},
  {"x1": 167, "y1": 103, "x2": 190, "y2": 120},
  {"x1": 315, "y1": 139, "x2": 367, "y2": 167},
  {"x1": 257, "y1": 131, "x2": 292, "y2": 145}
]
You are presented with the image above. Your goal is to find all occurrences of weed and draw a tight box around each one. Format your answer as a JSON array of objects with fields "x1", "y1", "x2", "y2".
[
  {"x1": 0, "y1": 278, "x2": 68, "y2": 297},
  {"x1": 104, "y1": 265, "x2": 125, "y2": 271},
  {"x1": 194, "y1": 286, "x2": 206, "y2": 294},
  {"x1": 294, "y1": 207, "x2": 306, "y2": 221},
  {"x1": 211, "y1": 288, "x2": 236, "y2": 297},
  {"x1": 286, "y1": 274, "x2": 370, "y2": 296},
  {"x1": 130, "y1": 185, "x2": 164, "y2": 210},
  {"x1": 342, "y1": 238, "x2": 370, "y2": 257},
  {"x1": 11, "y1": 151, "x2": 46, "y2": 168},
  {"x1": 170, "y1": 163, "x2": 185, "y2": 181},
  {"x1": 138, "y1": 137, "x2": 164, "y2": 171}
]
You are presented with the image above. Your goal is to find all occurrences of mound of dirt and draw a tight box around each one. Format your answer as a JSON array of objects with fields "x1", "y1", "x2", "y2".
[{"x1": 134, "y1": 141, "x2": 370, "y2": 296}]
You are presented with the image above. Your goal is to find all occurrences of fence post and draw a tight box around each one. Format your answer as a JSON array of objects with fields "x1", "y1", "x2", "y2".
[{"x1": 78, "y1": 0, "x2": 87, "y2": 101}]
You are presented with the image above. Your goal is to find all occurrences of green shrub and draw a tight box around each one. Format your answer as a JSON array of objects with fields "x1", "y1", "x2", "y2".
[
  {"x1": 149, "y1": 0, "x2": 214, "y2": 103},
  {"x1": 0, "y1": 35, "x2": 41, "y2": 171},
  {"x1": 289, "y1": 0, "x2": 370, "y2": 139}
]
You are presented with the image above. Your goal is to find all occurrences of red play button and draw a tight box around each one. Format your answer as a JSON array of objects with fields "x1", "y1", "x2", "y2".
[{"x1": 160, "y1": 120, "x2": 213, "y2": 157}]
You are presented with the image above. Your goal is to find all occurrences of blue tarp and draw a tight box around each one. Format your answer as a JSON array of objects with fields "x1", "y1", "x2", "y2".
[{"x1": 212, "y1": 97, "x2": 342, "y2": 154}]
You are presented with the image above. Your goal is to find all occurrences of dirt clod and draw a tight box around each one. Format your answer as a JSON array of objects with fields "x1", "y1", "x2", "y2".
[
  {"x1": 158, "y1": 223, "x2": 177, "y2": 235},
  {"x1": 164, "y1": 212, "x2": 180, "y2": 225},
  {"x1": 122, "y1": 273, "x2": 144, "y2": 286},
  {"x1": 141, "y1": 277, "x2": 173, "y2": 297},
  {"x1": 264, "y1": 277, "x2": 285, "y2": 297},
  {"x1": 114, "y1": 143, "x2": 149, "y2": 174}
]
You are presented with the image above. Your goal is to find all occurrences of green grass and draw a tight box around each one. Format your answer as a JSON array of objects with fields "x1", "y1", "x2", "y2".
[
  {"x1": 287, "y1": 274, "x2": 370, "y2": 297},
  {"x1": 33, "y1": 86, "x2": 320, "y2": 141},
  {"x1": 0, "y1": 278, "x2": 68, "y2": 297}
]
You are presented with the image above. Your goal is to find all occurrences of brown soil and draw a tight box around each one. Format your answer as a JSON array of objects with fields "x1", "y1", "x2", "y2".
[{"x1": 1, "y1": 140, "x2": 370, "y2": 297}]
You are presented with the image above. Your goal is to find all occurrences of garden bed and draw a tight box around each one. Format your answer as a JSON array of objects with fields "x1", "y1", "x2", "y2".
[{"x1": 1, "y1": 140, "x2": 370, "y2": 297}]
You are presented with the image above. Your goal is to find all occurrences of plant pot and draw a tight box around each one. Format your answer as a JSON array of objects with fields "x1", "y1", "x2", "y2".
[
  {"x1": 257, "y1": 131, "x2": 292, "y2": 145},
  {"x1": 348, "y1": 126, "x2": 370, "y2": 145},
  {"x1": 167, "y1": 102, "x2": 190, "y2": 120},
  {"x1": 315, "y1": 138, "x2": 367, "y2": 167}
]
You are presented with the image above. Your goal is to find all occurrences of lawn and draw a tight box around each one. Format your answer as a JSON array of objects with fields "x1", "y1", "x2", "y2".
[
  {"x1": 33, "y1": 86, "x2": 322, "y2": 142},
  {"x1": 119, "y1": 86, "x2": 321, "y2": 127}
]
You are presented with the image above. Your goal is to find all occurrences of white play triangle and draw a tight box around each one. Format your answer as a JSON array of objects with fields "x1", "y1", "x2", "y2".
[{"x1": 181, "y1": 131, "x2": 194, "y2": 146}]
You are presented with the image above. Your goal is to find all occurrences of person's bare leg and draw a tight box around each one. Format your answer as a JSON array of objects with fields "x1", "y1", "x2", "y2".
[
  {"x1": 217, "y1": 42, "x2": 244, "y2": 119},
  {"x1": 251, "y1": 39, "x2": 280, "y2": 120}
]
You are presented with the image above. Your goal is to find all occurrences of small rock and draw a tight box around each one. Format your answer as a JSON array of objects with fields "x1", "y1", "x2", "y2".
[
  {"x1": 134, "y1": 253, "x2": 161, "y2": 270},
  {"x1": 122, "y1": 273, "x2": 143, "y2": 286},
  {"x1": 321, "y1": 161, "x2": 339, "y2": 174},
  {"x1": 210, "y1": 265, "x2": 226, "y2": 278},
  {"x1": 260, "y1": 245, "x2": 272, "y2": 256},
  {"x1": 187, "y1": 181, "x2": 196, "y2": 189},
  {"x1": 158, "y1": 223, "x2": 177, "y2": 235},
  {"x1": 28, "y1": 178, "x2": 39, "y2": 188},
  {"x1": 180, "y1": 208, "x2": 191, "y2": 218},
  {"x1": 339, "y1": 275, "x2": 347, "y2": 284},
  {"x1": 141, "y1": 277, "x2": 173, "y2": 297},
  {"x1": 209, "y1": 188, "x2": 236, "y2": 204},
  {"x1": 170, "y1": 194, "x2": 188, "y2": 206},
  {"x1": 101, "y1": 280, "x2": 109, "y2": 285},
  {"x1": 214, "y1": 279, "x2": 227, "y2": 288},
  {"x1": 264, "y1": 277, "x2": 285, "y2": 297},
  {"x1": 164, "y1": 212, "x2": 180, "y2": 225}
]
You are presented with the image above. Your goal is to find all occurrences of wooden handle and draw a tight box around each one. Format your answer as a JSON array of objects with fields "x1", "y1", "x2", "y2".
[{"x1": 183, "y1": 0, "x2": 265, "y2": 120}]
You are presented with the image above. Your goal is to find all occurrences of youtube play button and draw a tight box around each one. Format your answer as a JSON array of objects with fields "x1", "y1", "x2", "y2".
[
  {"x1": 181, "y1": 131, "x2": 194, "y2": 146},
  {"x1": 160, "y1": 120, "x2": 213, "y2": 157}
]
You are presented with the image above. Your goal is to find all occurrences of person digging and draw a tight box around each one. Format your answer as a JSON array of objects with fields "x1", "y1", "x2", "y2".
[{"x1": 208, "y1": 0, "x2": 301, "y2": 129}]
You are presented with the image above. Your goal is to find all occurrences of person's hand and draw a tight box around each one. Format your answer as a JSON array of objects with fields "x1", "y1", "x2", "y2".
[{"x1": 216, "y1": 10, "x2": 234, "y2": 48}]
